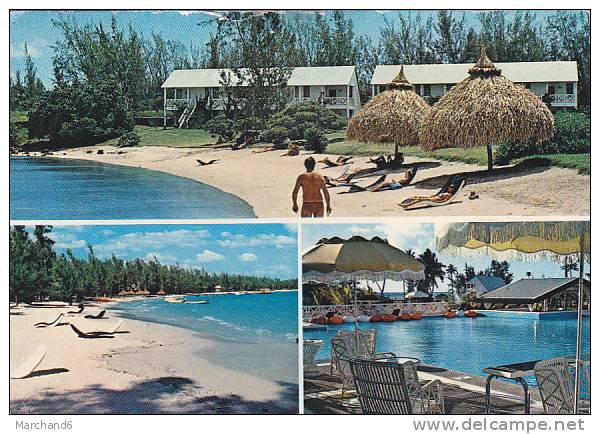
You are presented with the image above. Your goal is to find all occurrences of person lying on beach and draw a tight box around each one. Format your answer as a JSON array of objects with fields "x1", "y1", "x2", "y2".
[
  {"x1": 252, "y1": 147, "x2": 278, "y2": 154},
  {"x1": 399, "y1": 185, "x2": 456, "y2": 209},
  {"x1": 368, "y1": 168, "x2": 415, "y2": 192},
  {"x1": 282, "y1": 144, "x2": 300, "y2": 157},
  {"x1": 292, "y1": 157, "x2": 332, "y2": 218},
  {"x1": 319, "y1": 155, "x2": 353, "y2": 167}
]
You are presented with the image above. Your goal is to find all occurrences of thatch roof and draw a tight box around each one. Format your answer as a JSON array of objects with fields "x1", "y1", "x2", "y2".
[
  {"x1": 347, "y1": 66, "x2": 430, "y2": 147},
  {"x1": 419, "y1": 47, "x2": 554, "y2": 151}
]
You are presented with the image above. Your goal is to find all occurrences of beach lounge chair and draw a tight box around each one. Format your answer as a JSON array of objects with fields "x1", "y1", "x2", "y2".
[
  {"x1": 197, "y1": 159, "x2": 219, "y2": 166},
  {"x1": 342, "y1": 167, "x2": 419, "y2": 194},
  {"x1": 34, "y1": 313, "x2": 65, "y2": 328},
  {"x1": 534, "y1": 358, "x2": 590, "y2": 414},
  {"x1": 331, "y1": 332, "x2": 395, "y2": 397},
  {"x1": 69, "y1": 320, "x2": 124, "y2": 339},
  {"x1": 84, "y1": 310, "x2": 106, "y2": 319},
  {"x1": 67, "y1": 304, "x2": 84, "y2": 314},
  {"x1": 11, "y1": 345, "x2": 48, "y2": 379},
  {"x1": 400, "y1": 177, "x2": 466, "y2": 210},
  {"x1": 349, "y1": 358, "x2": 445, "y2": 414}
]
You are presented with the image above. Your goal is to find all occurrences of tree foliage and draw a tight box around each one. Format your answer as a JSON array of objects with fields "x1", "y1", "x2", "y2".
[{"x1": 9, "y1": 226, "x2": 294, "y2": 304}]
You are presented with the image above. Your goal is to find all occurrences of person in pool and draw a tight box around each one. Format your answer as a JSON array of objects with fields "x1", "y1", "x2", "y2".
[
  {"x1": 400, "y1": 184, "x2": 456, "y2": 208},
  {"x1": 292, "y1": 157, "x2": 332, "y2": 218}
]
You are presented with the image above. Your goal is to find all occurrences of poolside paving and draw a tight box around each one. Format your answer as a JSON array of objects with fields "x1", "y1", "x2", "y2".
[{"x1": 304, "y1": 363, "x2": 543, "y2": 415}]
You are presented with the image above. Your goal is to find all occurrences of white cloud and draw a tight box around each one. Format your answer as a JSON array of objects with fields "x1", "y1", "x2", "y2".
[
  {"x1": 101, "y1": 229, "x2": 114, "y2": 236},
  {"x1": 145, "y1": 252, "x2": 177, "y2": 262},
  {"x1": 197, "y1": 250, "x2": 225, "y2": 263},
  {"x1": 49, "y1": 231, "x2": 87, "y2": 249},
  {"x1": 93, "y1": 229, "x2": 210, "y2": 256},
  {"x1": 284, "y1": 224, "x2": 298, "y2": 233},
  {"x1": 10, "y1": 40, "x2": 47, "y2": 59},
  {"x1": 218, "y1": 232, "x2": 296, "y2": 249},
  {"x1": 239, "y1": 253, "x2": 258, "y2": 262}
]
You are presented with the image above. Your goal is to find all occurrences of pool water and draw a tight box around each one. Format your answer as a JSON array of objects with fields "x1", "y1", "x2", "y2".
[{"x1": 304, "y1": 314, "x2": 590, "y2": 383}]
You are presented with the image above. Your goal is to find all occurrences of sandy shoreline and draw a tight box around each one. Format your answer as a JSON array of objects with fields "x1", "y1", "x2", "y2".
[
  {"x1": 10, "y1": 303, "x2": 298, "y2": 414},
  {"x1": 31, "y1": 144, "x2": 589, "y2": 218}
]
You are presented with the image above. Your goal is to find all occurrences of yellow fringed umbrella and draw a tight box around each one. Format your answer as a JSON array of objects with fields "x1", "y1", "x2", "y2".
[
  {"x1": 347, "y1": 66, "x2": 430, "y2": 161},
  {"x1": 436, "y1": 221, "x2": 590, "y2": 413},
  {"x1": 419, "y1": 47, "x2": 554, "y2": 171}
]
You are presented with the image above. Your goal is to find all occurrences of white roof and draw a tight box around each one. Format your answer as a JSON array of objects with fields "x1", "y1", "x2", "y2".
[
  {"x1": 371, "y1": 61, "x2": 578, "y2": 85},
  {"x1": 162, "y1": 66, "x2": 356, "y2": 88}
]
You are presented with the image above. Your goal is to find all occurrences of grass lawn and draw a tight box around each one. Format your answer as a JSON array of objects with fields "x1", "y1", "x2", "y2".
[
  {"x1": 325, "y1": 130, "x2": 590, "y2": 174},
  {"x1": 99, "y1": 126, "x2": 218, "y2": 148}
]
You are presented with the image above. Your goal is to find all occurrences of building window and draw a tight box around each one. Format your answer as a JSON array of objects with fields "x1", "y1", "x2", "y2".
[
  {"x1": 175, "y1": 88, "x2": 185, "y2": 99},
  {"x1": 525, "y1": 83, "x2": 531, "y2": 90},
  {"x1": 548, "y1": 85, "x2": 556, "y2": 95},
  {"x1": 294, "y1": 86, "x2": 299, "y2": 99},
  {"x1": 328, "y1": 88, "x2": 337, "y2": 98},
  {"x1": 167, "y1": 88, "x2": 175, "y2": 99},
  {"x1": 566, "y1": 82, "x2": 574, "y2": 95},
  {"x1": 444, "y1": 84, "x2": 453, "y2": 92},
  {"x1": 212, "y1": 87, "x2": 220, "y2": 98},
  {"x1": 349, "y1": 86, "x2": 353, "y2": 98},
  {"x1": 414, "y1": 85, "x2": 421, "y2": 96},
  {"x1": 423, "y1": 84, "x2": 431, "y2": 97},
  {"x1": 303, "y1": 86, "x2": 310, "y2": 98}
]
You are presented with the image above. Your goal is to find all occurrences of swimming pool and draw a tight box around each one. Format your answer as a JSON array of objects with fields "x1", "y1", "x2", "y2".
[{"x1": 304, "y1": 314, "x2": 590, "y2": 383}]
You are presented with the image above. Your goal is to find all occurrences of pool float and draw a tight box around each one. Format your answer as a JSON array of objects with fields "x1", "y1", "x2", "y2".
[
  {"x1": 410, "y1": 313, "x2": 422, "y2": 320},
  {"x1": 343, "y1": 315, "x2": 356, "y2": 323},
  {"x1": 370, "y1": 314, "x2": 382, "y2": 322},
  {"x1": 399, "y1": 313, "x2": 412, "y2": 321},
  {"x1": 444, "y1": 311, "x2": 457, "y2": 318},
  {"x1": 464, "y1": 310, "x2": 478, "y2": 318},
  {"x1": 357, "y1": 315, "x2": 371, "y2": 323},
  {"x1": 311, "y1": 316, "x2": 327, "y2": 325},
  {"x1": 382, "y1": 314, "x2": 397, "y2": 322},
  {"x1": 328, "y1": 315, "x2": 344, "y2": 325}
]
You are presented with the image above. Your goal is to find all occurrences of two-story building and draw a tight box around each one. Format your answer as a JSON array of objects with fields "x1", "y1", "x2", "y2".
[
  {"x1": 161, "y1": 65, "x2": 362, "y2": 127},
  {"x1": 371, "y1": 61, "x2": 579, "y2": 109}
]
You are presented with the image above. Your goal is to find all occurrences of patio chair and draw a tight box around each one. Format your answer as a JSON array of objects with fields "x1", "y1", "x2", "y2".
[
  {"x1": 11, "y1": 345, "x2": 48, "y2": 379},
  {"x1": 34, "y1": 313, "x2": 65, "y2": 328},
  {"x1": 330, "y1": 329, "x2": 377, "y2": 374},
  {"x1": 349, "y1": 358, "x2": 445, "y2": 414},
  {"x1": 331, "y1": 331, "x2": 395, "y2": 396},
  {"x1": 84, "y1": 309, "x2": 106, "y2": 319},
  {"x1": 534, "y1": 357, "x2": 590, "y2": 414},
  {"x1": 303, "y1": 339, "x2": 324, "y2": 375}
]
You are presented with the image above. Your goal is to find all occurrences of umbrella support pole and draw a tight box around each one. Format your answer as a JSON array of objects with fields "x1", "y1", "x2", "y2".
[
  {"x1": 574, "y1": 238, "x2": 585, "y2": 414},
  {"x1": 487, "y1": 144, "x2": 493, "y2": 172}
]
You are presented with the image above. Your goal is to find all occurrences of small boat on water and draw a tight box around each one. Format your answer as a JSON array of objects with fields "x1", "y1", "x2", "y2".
[{"x1": 164, "y1": 297, "x2": 208, "y2": 304}]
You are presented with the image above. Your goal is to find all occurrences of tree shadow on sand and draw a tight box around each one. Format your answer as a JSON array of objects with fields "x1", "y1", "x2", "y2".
[
  {"x1": 412, "y1": 158, "x2": 552, "y2": 190},
  {"x1": 10, "y1": 376, "x2": 299, "y2": 415}
]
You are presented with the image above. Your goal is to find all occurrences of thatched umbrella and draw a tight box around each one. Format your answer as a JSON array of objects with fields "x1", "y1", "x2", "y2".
[
  {"x1": 419, "y1": 47, "x2": 554, "y2": 171},
  {"x1": 347, "y1": 66, "x2": 430, "y2": 161}
]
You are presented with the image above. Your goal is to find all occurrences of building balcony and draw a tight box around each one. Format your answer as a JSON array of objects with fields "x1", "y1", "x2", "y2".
[
  {"x1": 549, "y1": 93, "x2": 577, "y2": 107},
  {"x1": 290, "y1": 96, "x2": 357, "y2": 107}
]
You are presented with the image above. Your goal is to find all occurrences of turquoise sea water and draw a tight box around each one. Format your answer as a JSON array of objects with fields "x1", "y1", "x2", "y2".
[
  {"x1": 10, "y1": 157, "x2": 255, "y2": 219},
  {"x1": 304, "y1": 315, "x2": 590, "y2": 384},
  {"x1": 111, "y1": 291, "x2": 298, "y2": 383}
]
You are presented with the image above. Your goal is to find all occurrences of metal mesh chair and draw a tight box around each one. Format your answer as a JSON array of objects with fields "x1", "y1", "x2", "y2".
[
  {"x1": 331, "y1": 332, "x2": 395, "y2": 396},
  {"x1": 303, "y1": 339, "x2": 324, "y2": 375},
  {"x1": 534, "y1": 357, "x2": 590, "y2": 414},
  {"x1": 330, "y1": 329, "x2": 377, "y2": 374},
  {"x1": 349, "y1": 358, "x2": 445, "y2": 414}
]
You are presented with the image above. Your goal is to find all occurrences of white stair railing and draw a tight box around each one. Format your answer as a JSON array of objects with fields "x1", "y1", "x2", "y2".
[{"x1": 178, "y1": 97, "x2": 198, "y2": 129}]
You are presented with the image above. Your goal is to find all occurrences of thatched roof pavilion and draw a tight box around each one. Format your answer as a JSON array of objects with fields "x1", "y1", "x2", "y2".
[
  {"x1": 347, "y1": 66, "x2": 430, "y2": 160},
  {"x1": 419, "y1": 47, "x2": 554, "y2": 171}
]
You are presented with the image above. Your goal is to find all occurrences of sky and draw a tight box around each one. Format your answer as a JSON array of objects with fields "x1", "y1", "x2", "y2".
[
  {"x1": 9, "y1": 9, "x2": 561, "y2": 87},
  {"x1": 301, "y1": 222, "x2": 587, "y2": 292},
  {"x1": 40, "y1": 223, "x2": 298, "y2": 280}
]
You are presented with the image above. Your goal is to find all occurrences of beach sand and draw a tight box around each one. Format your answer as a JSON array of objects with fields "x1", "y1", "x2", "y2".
[
  {"x1": 10, "y1": 304, "x2": 299, "y2": 414},
  {"x1": 45, "y1": 144, "x2": 589, "y2": 218}
]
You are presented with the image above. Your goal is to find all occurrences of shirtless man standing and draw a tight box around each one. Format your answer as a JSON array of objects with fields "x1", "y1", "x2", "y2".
[{"x1": 292, "y1": 157, "x2": 332, "y2": 218}]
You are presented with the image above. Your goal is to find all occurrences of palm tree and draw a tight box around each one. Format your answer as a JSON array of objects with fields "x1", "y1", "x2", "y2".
[
  {"x1": 418, "y1": 249, "x2": 446, "y2": 295},
  {"x1": 561, "y1": 257, "x2": 578, "y2": 278},
  {"x1": 446, "y1": 264, "x2": 457, "y2": 297}
]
